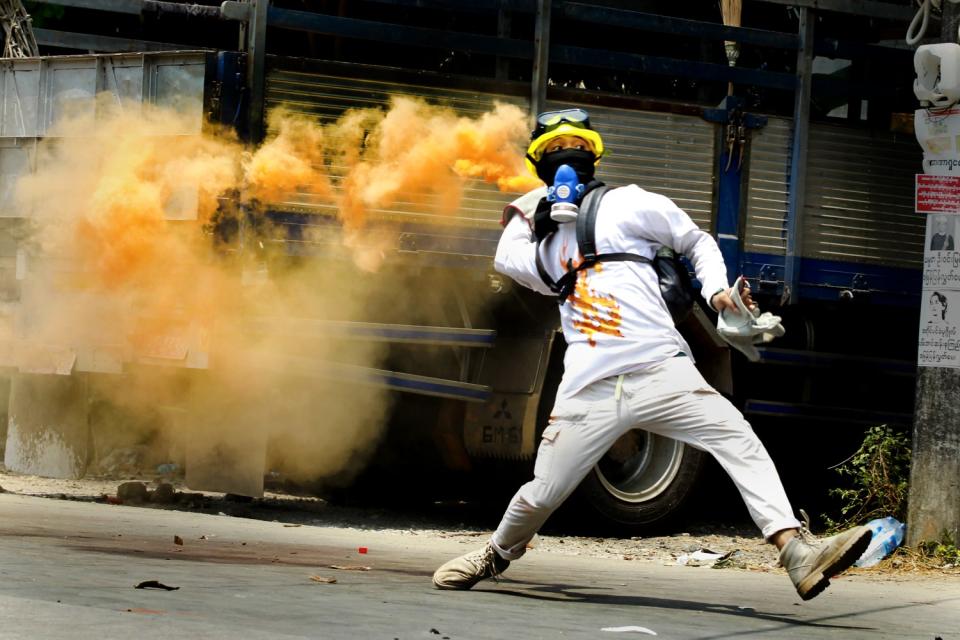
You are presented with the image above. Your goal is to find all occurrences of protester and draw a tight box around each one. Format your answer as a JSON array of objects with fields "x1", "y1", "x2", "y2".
[{"x1": 432, "y1": 108, "x2": 872, "y2": 601}]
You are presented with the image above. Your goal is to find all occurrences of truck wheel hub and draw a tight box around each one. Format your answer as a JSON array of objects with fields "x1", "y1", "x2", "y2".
[{"x1": 595, "y1": 431, "x2": 684, "y2": 504}]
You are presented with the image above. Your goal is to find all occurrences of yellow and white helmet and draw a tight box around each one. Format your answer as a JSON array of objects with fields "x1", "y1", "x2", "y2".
[{"x1": 524, "y1": 108, "x2": 605, "y2": 178}]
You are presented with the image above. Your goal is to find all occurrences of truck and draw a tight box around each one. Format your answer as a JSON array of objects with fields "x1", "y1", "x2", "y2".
[{"x1": 0, "y1": 0, "x2": 924, "y2": 529}]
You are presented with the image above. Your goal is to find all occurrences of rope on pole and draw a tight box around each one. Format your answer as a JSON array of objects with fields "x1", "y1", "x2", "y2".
[
  {"x1": 0, "y1": 0, "x2": 39, "y2": 58},
  {"x1": 719, "y1": 0, "x2": 742, "y2": 95}
]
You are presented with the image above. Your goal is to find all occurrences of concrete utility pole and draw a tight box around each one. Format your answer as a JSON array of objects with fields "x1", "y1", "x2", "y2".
[{"x1": 908, "y1": 4, "x2": 960, "y2": 548}]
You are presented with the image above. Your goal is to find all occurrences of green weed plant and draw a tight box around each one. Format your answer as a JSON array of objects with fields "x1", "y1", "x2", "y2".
[
  {"x1": 824, "y1": 424, "x2": 910, "y2": 533},
  {"x1": 918, "y1": 531, "x2": 960, "y2": 567},
  {"x1": 824, "y1": 425, "x2": 960, "y2": 569}
]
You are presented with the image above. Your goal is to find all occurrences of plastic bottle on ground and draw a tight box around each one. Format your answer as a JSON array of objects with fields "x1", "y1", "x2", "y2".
[{"x1": 854, "y1": 516, "x2": 906, "y2": 568}]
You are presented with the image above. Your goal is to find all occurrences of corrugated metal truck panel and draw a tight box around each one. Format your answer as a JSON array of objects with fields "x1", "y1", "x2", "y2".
[
  {"x1": 549, "y1": 102, "x2": 715, "y2": 231},
  {"x1": 265, "y1": 71, "x2": 718, "y2": 231},
  {"x1": 267, "y1": 70, "x2": 520, "y2": 118},
  {"x1": 803, "y1": 123, "x2": 922, "y2": 268},
  {"x1": 745, "y1": 117, "x2": 922, "y2": 267},
  {"x1": 265, "y1": 69, "x2": 529, "y2": 228},
  {"x1": 745, "y1": 117, "x2": 791, "y2": 255}
]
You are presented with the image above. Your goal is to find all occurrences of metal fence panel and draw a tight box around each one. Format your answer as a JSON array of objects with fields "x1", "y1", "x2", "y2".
[
  {"x1": 0, "y1": 52, "x2": 207, "y2": 219},
  {"x1": 1, "y1": 62, "x2": 40, "y2": 137},
  {"x1": 151, "y1": 56, "x2": 205, "y2": 133},
  {"x1": 47, "y1": 59, "x2": 96, "y2": 131},
  {"x1": 101, "y1": 55, "x2": 146, "y2": 109},
  {"x1": 0, "y1": 141, "x2": 31, "y2": 215}
]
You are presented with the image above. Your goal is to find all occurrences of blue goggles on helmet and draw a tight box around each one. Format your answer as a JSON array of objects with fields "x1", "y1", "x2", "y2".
[{"x1": 531, "y1": 108, "x2": 591, "y2": 139}]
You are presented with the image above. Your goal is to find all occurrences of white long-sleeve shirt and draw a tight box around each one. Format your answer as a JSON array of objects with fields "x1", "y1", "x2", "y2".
[{"x1": 494, "y1": 184, "x2": 729, "y2": 400}]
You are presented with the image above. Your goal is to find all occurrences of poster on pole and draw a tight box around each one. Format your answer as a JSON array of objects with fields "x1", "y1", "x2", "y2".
[
  {"x1": 919, "y1": 208, "x2": 960, "y2": 368},
  {"x1": 916, "y1": 175, "x2": 960, "y2": 213},
  {"x1": 918, "y1": 289, "x2": 960, "y2": 368},
  {"x1": 922, "y1": 213, "x2": 960, "y2": 288}
]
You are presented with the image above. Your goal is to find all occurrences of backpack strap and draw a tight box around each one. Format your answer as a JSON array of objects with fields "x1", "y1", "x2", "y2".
[
  {"x1": 575, "y1": 185, "x2": 611, "y2": 261},
  {"x1": 534, "y1": 184, "x2": 654, "y2": 304},
  {"x1": 553, "y1": 253, "x2": 651, "y2": 304},
  {"x1": 534, "y1": 238, "x2": 558, "y2": 294},
  {"x1": 533, "y1": 184, "x2": 608, "y2": 296}
]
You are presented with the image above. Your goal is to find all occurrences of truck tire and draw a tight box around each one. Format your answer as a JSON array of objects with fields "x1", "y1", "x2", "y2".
[{"x1": 576, "y1": 430, "x2": 705, "y2": 530}]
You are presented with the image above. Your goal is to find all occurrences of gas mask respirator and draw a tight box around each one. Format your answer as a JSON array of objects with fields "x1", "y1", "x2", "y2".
[
  {"x1": 539, "y1": 149, "x2": 596, "y2": 223},
  {"x1": 546, "y1": 165, "x2": 583, "y2": 223}
]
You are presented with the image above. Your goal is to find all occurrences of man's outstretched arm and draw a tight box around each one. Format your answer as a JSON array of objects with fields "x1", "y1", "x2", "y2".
[{"x1": 617, "y1": 186, "x2": 751, "y2": 312}]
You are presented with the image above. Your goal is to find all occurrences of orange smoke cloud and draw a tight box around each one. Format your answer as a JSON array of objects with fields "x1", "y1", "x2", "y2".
[
  {"x1": 246, "y1": 107, "x2": 332, "y2": 203},
  {"x1": 343, "y1": 97, "x2": 541, "y2": 224},
  {"x1": 8, "y1": 93, "x2": 537, "y2": 488},
  {"x1": 18, "y1": 102, "x2": 239, "y2": 308},
  {"x1": 17, "y1": 95, "x2": 536, "y2": 323},
  {"x1": 246, "y1": 96, "x2": 540, "y2": 229}
]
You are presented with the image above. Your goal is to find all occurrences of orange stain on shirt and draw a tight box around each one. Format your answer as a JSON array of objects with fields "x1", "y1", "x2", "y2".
[{"x1": 559, "y1": 254, "x2": 623, "y2": 347}]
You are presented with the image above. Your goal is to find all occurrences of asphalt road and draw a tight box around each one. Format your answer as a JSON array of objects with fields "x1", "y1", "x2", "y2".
[{"x1": 0, "y1": 494, "x2": 956, "y2": 640}]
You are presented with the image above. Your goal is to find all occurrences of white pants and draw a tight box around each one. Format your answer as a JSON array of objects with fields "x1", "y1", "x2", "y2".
[{"x1": 491, "y1": 356, "x2": 801, "y2": 560}]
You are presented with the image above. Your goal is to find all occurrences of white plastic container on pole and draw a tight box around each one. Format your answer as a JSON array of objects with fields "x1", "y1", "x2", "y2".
[{"x1": 915, "y1": 43, "x2": 960, "y2": 107}]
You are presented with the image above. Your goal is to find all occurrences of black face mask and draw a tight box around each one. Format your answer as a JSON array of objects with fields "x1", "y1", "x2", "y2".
[{"x1": 535, "y1": 148, "x2": 597, "y2": 185}]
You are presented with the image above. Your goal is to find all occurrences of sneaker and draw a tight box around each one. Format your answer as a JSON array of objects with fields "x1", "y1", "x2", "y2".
[
  {"x1": 432, "y1": 543, "x2": 510, "y2": 590},
  {"x1": 779, "y1": 524, "x2": 872, "y2": 601}
]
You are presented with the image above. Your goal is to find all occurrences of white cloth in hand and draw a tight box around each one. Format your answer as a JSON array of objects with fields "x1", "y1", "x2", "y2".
[{"x1": 716, "y1": 276, "x2": 785, "y2": 361}]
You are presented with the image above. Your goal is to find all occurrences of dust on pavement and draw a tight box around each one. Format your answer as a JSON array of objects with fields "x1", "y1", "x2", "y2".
[{"x1": 0, "y1": 466, "x2": 954, "y2": 582}]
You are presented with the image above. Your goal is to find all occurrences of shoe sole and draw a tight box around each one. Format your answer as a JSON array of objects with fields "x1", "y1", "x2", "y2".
[
  {"x1": 432, "y1": 578, "x2": 476, "y2": 590},
  {"x1": 796, "y1": 526, "x2": 873, "y2": 601}
]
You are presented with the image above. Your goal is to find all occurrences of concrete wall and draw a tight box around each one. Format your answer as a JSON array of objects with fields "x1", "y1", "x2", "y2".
[{"x1": 3, "y1": 374, "x2": 89, "y2": 479}]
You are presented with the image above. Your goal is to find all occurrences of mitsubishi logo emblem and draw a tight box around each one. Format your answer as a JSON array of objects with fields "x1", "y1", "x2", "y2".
[{"x1": 493, "y1": 399, "x2": 512, "y2": 420}]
